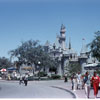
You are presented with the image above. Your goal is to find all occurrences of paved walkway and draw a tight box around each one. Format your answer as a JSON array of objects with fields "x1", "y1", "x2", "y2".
[
  {"x1": 53, "y1": 80, "x2": 100, "y2": 99},
  {"x1": 1, "y1": 79, "x2": 100, "y2": 98},
  {"x1": 0, "y1": 80, "x2": 74, "y2": 98}
]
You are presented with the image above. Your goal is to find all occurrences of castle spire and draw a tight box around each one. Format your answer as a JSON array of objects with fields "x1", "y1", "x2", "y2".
[
  {"x1": 54, "y1": 33, "x2": 60, "y2": 49},
  {"x1": 59, "y1": 24, "x2": 66, "y2": 50},
  {"x1": 80, "y1": 38, "x2": 88, "y2": 54},
  {"x1": 69, "y1": 37, "x2": 71, "y2": 49},
  {"x1": 60, "y1": 24, "x2": 66, "y2": 34}
]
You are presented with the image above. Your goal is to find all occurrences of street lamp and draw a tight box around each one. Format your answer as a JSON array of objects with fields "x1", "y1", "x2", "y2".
[
  {"x1": 38, "y1": 61, "x2": 41, "y2": 65},
  {"x1": 38, "y1": 61, "x2": 41, "y2": 80}
]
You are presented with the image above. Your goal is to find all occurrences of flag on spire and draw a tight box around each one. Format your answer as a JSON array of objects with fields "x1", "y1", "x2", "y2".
[{"x1": 82, "y1": 38, "x2": 85, "y2": 40}]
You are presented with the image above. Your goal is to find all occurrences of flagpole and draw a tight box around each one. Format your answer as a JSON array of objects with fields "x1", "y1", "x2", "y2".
[{"x1": 82, "y1": 38, "x2": 85, "y2": 47}]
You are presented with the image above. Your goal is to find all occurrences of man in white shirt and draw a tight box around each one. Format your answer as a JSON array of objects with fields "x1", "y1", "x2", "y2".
[{"x1": 76, "y1": 72, "x2": 81, "y2": 90}]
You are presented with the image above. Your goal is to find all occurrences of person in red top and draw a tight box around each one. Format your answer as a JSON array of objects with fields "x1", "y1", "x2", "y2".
[{"x1": 92, "y1": 72, "x2": 99, "y2": 98}]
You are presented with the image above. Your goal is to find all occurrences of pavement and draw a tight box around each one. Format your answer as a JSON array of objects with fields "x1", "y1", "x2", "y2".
[
  {"x1": 52, "y1": 80, "x2": 100, "y2": 99},
  {"x1": 0, "y1": 79, "x2": 100, "y2": 98},
  {"x1": 0, "y1": 80, "x2": 74, "y2": 98}
]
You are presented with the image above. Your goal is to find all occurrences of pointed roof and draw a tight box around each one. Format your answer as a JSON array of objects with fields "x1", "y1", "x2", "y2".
[
  {"x1": 54, "y1": 34, "x2": 60, "y2": 49},
  {"x1": 60, "y1": 24, "x2": 66, "y2": 33},
  {"x1": 67, "y1": 37, "x2": 77, "y2": 54},
  {"x1": 80, "y1": 44, "x2": 88, "y2": 54},
  {"x1": 68, "y1": 48, "x2": 77, "y2": 54},
  {"x1": 61, "y1": 24, "x2": 66, "y2": 30},
  {"x1": 44, "y1": 40, "x2": 50, "y2": 47},
  {"x1": 80, "y1": 39, "x2": 88, "y2": 54},
  {"x1": 69, "y1": 37, "x2": 71, "y2": 49}
]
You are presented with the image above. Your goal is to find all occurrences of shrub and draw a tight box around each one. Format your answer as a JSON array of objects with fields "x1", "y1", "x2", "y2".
[
  {"x1": 38, "y1": 72, "x2": 47, "y2": 77},
  {"x1": 10, "y1": 77, "x2": 19, "y2": 80},
  {"x1": 40, "y1": 77, "x2": 48, "y2": 80},
  {"x1": 28, "y1": 76, "x2": 34, "y2": 81},
  {"x1": 51, "y1": 74, "x2": 61, "y2": 79},
  {"x1": 33, "y1": 77, "x2": 39, "y2": 80}
]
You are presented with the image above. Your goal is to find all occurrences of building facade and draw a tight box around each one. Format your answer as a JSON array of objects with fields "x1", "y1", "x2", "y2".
[{"x1": 44, "y1": 24, "x2": 96, "y2": 76}]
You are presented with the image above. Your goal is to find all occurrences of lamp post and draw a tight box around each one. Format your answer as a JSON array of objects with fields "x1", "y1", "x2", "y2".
[{"x1": 38, "y1": 61, "x2": 41, "y2": 80}]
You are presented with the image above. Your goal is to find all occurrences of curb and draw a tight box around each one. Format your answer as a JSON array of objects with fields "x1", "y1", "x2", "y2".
[
  {"x1": 0, "y1": 80, "x2": 18, "y2": 83},
  {"x1": 51, "y1": 86, "x2": 77, "y2": 98}
]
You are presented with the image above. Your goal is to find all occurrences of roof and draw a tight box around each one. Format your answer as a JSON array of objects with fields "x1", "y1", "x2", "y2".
[
  {"x1": 80, "y1": 44, "x2": 88, "y2": 54},
  {"x1": 21, "y1": 67, "x2": 33, "y2": 70},
  {"x1": 85, "y1": 63, "x2": 98, "y2": 67},
  {"x1": 44, "y1": 40, "x2": 50, "y2": 47},
  {"x1": 54, "y1": 35, "x2": 61, "y2": 49},
  {"x1": 84, "y1": 63, "x2": 100, "y2": 70},
  {"x1": 61, "y1": 24, "x2": 66, "y2": 30},
  {"x1": 7, "y1": 67, "x2": 16, "y2": 70},
  {"x1": 67, "y1": 48, "x2": 77, "y2": 54}
]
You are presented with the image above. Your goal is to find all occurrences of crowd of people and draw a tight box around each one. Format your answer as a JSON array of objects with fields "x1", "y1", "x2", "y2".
[{"x1": 71, "y1": 71, "x2": 100, "y2": 99}]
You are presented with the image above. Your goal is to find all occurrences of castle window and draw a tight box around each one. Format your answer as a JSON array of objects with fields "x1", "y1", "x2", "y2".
[{"x1": 70, "y1": 55, "x2": 72, "y2": 59}]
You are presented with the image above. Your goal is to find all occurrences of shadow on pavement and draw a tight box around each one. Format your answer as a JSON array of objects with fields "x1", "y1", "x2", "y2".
[{"x1": 51, "y1": 86, "x2": 76, "y2": 98}]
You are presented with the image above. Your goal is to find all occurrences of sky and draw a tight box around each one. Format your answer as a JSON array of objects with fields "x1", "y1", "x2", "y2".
[{"x1": 0, "y1": 0, "x2": 100, "y2": 58}]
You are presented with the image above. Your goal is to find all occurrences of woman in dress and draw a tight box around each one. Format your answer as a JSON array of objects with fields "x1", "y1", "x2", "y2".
[{"x1": 92, "y1": 72, "x2": 99, "y2": 98}]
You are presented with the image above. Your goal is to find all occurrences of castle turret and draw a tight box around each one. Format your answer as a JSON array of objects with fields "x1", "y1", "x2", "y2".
[
  {"x1": 44, "y1": 40, "x2": 50, "y2": 53},
  {"x1": 55, "y1": 34, "x2": 61, "y2": 49},
  {"x1": 69, "y1": 37, "x2": 71, "y2": 50},
  {"x1": 60, "y1": 24, "x2": 66, "y2": 37},
  {"x1": 79, "y1": 39, "x2": 88, "y2": 73},
  {"x1": 59, "y1": 24, "x2": 66, "y2": 50},
  {"x1": 80, "y1": 40, "x2": 88, "y2": 58}
]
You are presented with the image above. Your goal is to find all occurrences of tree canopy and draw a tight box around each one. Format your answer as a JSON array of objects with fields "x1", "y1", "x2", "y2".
[
  {"x1": 9, "y1": 40, "x2": 57, "y2": 72},
  {"x1": 66, "y1": 62, "x2": 81, "y2": 77},
  {"x1": 0, "y1": 57, "x2": 12, "y2": 69},
  {"x1": 88, "y1": 31, "x2": 100, "y2": 61}
]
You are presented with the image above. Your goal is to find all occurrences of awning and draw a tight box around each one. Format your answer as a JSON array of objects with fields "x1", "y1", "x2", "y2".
[
  {"x1": 84, "y1": 63, "x2": 100, "y2": 70},
  {"x1": 21, "y1": 67, "x2": 33, "y2": 70},
  {"x1": 7, "y1": 67, "x2": 16, "y2": 70},
  {"x1": 0, "y1": 68, "x2": 7, "y2": 72},
  {"x1": 85, "y1": 63, "x2": 98, "y2": 67}
]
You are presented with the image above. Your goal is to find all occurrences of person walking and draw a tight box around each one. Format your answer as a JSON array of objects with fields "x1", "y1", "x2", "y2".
[
  {"x1": 19, "y1": 75, "x2": 23, "y2": 85},
  {"x1": 83, "y1": 71, "x2": 91, "y2": 98},
  {"x1": 92, "y1": 72, "x2": 99, "y2": 99},
  {"x1": 7, "y1": 74, "x2": 11, "y2": 80},
  {"x1": 24, "y1": 74, "x2": 28, "y2": 86},
  {"x1": 81, "y1": 75, "x2": 85, "y2": 89},
  {"x1": 71, "y1": 73, "x2": 77, "y2": 91},
  {"x1": 76, "y1": 72, "x2": 81, "y2": 90},
  {"x1": 71, "y1": 74, "x2": 74, "y2": 90},
  {"x1": 64, "y1": 73, "x2": 68, "y2": 82}
]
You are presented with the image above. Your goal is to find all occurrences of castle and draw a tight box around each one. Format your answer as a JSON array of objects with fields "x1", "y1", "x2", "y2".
[{"x1": 44, "y1": 24, "x2": 97, "y2": 76}]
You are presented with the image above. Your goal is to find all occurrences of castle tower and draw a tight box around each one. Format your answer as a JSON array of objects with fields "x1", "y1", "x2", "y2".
[
  {"x1": 59, "y1": 24, "x2": 66, "y2": 50},
  {"x1": 80, "y1": 39, "x2": 88, "y2": 57},
  {"x1": 79, "y1": 39, "x2": 88, "y2": 73},
  {"x1": 69, "y1": 37, "x2": 71, "y2": 50},
  {"x1": 55, "y1": 34, "x2": 61, "y2": 49},
  {"x1": 44, "y1": 40, "x2": 50, "y2": 53}
]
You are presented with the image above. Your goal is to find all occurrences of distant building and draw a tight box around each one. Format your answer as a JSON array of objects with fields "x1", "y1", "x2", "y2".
[{"x1": 44, "y1": 24, "x2": 97, "y2": 76}]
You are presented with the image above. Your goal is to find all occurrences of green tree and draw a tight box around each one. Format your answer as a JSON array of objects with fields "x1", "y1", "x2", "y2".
[
  {"x1": 66, "y1": 62, "x2": 81, "y2": 77},
  {"x1": 9, "y1": 40, "x2": 56, "y2": 73},
  {"x1": 0, "y1": 57, "x2": 12, "y2": 69},
  {"x1": 9, "y1": 40, "x2": 40, "y2": 68},
  {"x1": 88, "y1": 31, "x2": 100, "y2": 61}
]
